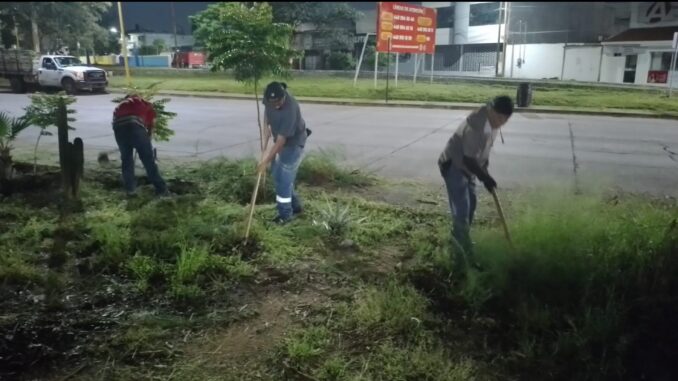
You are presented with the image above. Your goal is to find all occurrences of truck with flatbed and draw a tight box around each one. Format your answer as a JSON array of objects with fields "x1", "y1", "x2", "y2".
[{"x1": 0, "y1": 48, "x2": 108, "y2": 94}]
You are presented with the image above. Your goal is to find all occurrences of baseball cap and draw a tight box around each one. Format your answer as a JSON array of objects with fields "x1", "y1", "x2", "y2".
[{"x1": 264, "y1": 82, "x2": 286, "y2": 101}]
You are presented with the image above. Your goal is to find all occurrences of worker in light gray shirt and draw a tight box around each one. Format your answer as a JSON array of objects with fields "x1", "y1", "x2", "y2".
[
  {"x1": 257, "y1": 81, "x2": 311, "y2": 224},
  {"x1": 438, "y1": 95, "x2": 514, "y2": 261}
]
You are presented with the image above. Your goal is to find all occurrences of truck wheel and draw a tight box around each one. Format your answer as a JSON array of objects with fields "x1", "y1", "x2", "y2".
[
  {"x1": 9, "y1": 77, "x2": 26, "y2": 93},
  {"x1": 62, "y1": 78, "x2": 77, "y2": 95}
]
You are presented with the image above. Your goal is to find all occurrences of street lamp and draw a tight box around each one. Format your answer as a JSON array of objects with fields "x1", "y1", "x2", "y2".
[{"x1": 110, "y1": 27, "x2": 118, "y2": 34}]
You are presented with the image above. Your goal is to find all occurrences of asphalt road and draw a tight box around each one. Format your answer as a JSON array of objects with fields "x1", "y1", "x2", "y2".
[{"x1": 2, "y1": 92, "x2": 678, "y2": 197}]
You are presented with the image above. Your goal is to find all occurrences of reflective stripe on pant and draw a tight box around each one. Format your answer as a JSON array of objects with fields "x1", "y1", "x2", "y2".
[
  {"x1": 271, "y1": 145, "x2": 304, "y2": 220},
  {"x1": 442, "y1": 163, "x2": 477, "y2": 253}
]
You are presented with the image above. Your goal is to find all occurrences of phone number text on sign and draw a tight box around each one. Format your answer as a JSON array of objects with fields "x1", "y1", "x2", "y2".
[{"x1": 377, "y1": 2, "x2": 437, "y2": 54}]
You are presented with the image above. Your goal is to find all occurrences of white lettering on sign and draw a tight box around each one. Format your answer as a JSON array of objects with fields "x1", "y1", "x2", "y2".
[{"x1": 393, "y1": 4, "x2": 425, "y2": 14}]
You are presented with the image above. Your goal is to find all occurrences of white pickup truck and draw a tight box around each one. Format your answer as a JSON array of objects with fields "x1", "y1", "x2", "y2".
[{"x1": 0, "y1": 49, "x2": 108, "y2": 94}]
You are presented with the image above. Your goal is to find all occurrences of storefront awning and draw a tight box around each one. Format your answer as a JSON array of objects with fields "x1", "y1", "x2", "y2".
[{"x1": 604, "y1": 26, "x2": 678, "y2": 45}]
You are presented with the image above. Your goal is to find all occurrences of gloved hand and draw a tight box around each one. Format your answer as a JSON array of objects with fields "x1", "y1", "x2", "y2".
[{"x1": 483, "y1": 175, "x2": 497, "y2": 193}]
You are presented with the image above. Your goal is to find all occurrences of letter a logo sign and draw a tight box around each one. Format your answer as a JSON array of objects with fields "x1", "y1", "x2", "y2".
[{"x1": 646, "y1": 2, "x2": 671, "y2": 24}]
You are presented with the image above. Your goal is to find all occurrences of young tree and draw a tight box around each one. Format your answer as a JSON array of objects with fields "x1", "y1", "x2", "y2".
[
  {"x1": 191, "y1": 2, "x2": 298, "y2": 151},
  {"x1": 152, "y1": 39, "x2": 166, "y2": 55},
  {"x1": 23, "y1": 93, "x2": 77, "y2": 174},
  {"x1": 111, "y1": 83, "x2": 177, "y2": 143}
]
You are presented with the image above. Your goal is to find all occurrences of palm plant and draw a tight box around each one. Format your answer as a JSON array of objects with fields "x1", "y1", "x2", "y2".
[{"x1": 0, "y1": 112, "x2": 32, "y2": 181}]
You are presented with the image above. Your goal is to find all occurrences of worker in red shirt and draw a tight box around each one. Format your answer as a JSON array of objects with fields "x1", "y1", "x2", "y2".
[{"x1": 112, "y1": 94, "x2": 168, "y2": 197}]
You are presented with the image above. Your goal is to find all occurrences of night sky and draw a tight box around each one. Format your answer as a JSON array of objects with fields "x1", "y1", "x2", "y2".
[
  {"x1": 109, "y1": 2, "x2": 381, "y2": 35},
  {"x1": 111, "y1": 2, "x2": 212, "y2": 34}
]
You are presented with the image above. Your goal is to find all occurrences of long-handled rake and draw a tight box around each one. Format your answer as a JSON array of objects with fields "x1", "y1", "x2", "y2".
[
  {"x1": 244, "y1": 138, "x2": 270, "y2": 242},
  {"x1": 491, "y1": 188, "x2": 513, "y2": 248}
]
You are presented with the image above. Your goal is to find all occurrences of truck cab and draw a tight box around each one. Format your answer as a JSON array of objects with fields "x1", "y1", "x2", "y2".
[{"x1": 36, "y1": 55, "x2": 108, "y2": 94}]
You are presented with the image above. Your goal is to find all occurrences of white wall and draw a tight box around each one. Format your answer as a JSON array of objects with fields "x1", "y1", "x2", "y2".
[
  {"x1": 563, "y1": 46, "x2": 602, "y2": 82},
  {"x1": 635, "y1": 51, "x2": 652, "y2": 84},
  {"x1": 436, "y1": 28, "x2": 454, "y2": 45},
  {"x1": 600, "y1": 54, "x2": 625, "y2": 83},
  {"x1": 507, "y1": 43, "x2": 565, "y2": 80},
  {"x1": 467, "y1": 24, "x2": 503, "y2": 44}
]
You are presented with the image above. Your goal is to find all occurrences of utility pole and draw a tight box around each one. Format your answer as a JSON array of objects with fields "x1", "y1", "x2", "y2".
[
  {"x1": 495, "y1": 2, "x2": 503, "y2": 77},
  {"x1": 13, "y1": 15, "x2": 20, "y2": 48},
  {"x1": 117, "y1": 1, "x2": 131, "y2": 86},
  {"x1": 171, "y1": 2, "x2": 178, "y2": 51},
  {"x1": 31, "y1": 5, "x2": 40, "y2": 53},
  {"x1": 501, "y1": 1, "x2": 511, "y2": 77}
]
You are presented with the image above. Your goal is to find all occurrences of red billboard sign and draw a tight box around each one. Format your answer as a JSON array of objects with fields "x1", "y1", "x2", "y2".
[
  {"x1": 376, "y1": 2, "x2": 437, "y2": 54},
  {"x1": 648, "y1": 70, "x2": 668, "y2": 84}
]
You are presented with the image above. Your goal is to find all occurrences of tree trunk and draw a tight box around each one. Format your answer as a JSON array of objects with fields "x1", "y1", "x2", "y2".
[
  {"x1": 0, "y1": 151, "x2": 12, "y2": 181},
  {"x1": 31, "y1": 5, "x2": 40, "y2": 53},
  {"x1": 56, "y1": 99, "x2": 73, "y2": 199},
  {"x1": 254, "y1": 80, "x2": 264, "y2": 152},
  {"x1": 13, "y1": 16, "x2": 20, "y2": 48},
  {"x1": 33, "y1": 131, "x2": 43, "y2": 175},
  {"x1": 254, "y1": 79, "x2": 267, "y2": 196}
]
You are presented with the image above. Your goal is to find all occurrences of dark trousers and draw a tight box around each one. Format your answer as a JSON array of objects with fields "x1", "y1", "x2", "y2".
[{"x1": 113, "y1": 123, "x2": 166, "y2": 195}]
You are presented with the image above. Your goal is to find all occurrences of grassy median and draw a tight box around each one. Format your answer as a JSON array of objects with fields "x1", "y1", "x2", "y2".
[{"x1": 106, "y1": 71, "x2": 678, "y2": 114}]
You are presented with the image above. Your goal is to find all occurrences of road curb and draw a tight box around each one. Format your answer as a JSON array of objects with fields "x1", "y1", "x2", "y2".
[{"x1": 107, "y1": 88, "x2": 678, "y2": 120}]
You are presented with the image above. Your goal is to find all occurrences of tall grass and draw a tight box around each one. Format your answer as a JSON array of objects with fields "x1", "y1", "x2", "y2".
[{"x1": 456, "y1": 190, "x2": 678, "y2": 379}]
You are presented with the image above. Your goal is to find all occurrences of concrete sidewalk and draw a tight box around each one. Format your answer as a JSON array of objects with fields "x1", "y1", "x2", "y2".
[{"x1": 107, "y1": 87, "x2": 678, "y2": 120}]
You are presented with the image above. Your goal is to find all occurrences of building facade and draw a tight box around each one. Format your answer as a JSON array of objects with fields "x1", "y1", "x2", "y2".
[{"x1": 354, "y1": 2, "x2": 678, "y2": 86}]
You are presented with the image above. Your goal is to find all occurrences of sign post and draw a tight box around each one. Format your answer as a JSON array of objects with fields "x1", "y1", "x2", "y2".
[
  {"x1": 353, "y1": 33, "x2": 372, "y2": 87},
  {"x1": 386, "y1": 37, "x2": 391, "y2": 102},
  {"x1": 430, "y1": 53, "x2": 434, "y2": 84},
  {"x1": 414, "y1": 53, "x2": 419, "y2": 83},
  {"x1": 395, "y1": 52, "x2": 399, "y2": 87},
  {"x1": 376, "y1": 2, "x2": 437, "y2": 84},
  {"x1": 374, "y1": 52, "x2": 379, "y2": 89},
  {"x1": 670, "y1": 32, "x2": 678, "y2": 97}
]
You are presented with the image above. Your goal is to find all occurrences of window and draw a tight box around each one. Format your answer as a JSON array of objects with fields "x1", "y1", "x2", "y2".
[
  {"x1": 436, "y1": 6, "x2": 454, "y2": 28},
  {"x1": 54, "y1": 57, "x2": 82, "y2": 67},
  {"x1": 469, "y1": 2, "x2": 501, "y2": 27},
  {"x1": 650, "y1": 52, "x2": 672, "y2": 71},
  {"x1": 42, "y1": 58, "x2": 55, "y2": 69}
]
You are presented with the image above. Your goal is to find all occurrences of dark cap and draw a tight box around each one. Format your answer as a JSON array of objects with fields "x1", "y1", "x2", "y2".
[
  {"x1": 264, "y1": 81, "x2": 287, "y2": 101},
  {"x1": 491, "y1": 95, "x2": 514, "y2": 117}
]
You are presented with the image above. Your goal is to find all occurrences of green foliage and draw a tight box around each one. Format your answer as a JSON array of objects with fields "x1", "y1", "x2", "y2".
[
  {"x1": 351, "y1": 279, "x2": 429, "y2": 338},
  {"x1": 111, "y1": 83, "x2": 177, "y2": 142},
  {"x1": 0, "y1": 2, "x2": 113, "y2": 53},
  {"x1": 325, "y1": 51, "x2": 355, "y2": 70},
  {"x1": 0, "y1": 247, "x2": 42, "y2": 286},
  {"x1": 137, "y1": 45, "x2": 159, "y2": 55},
  {"x1": 270, "y1": 2, "x2": 358, "y2": 28},
  {"x1": 127, "y1": 253, "x2": 161, "y2": 292},
  {"x1": 191, "y1": 2, "x2": 298, "y2": 84},
  {"x1": 107, "y1": 73, "x2": 678, "y2": 115},
  {"x1": 366, "y1": 340, "x2": 477, "y2": 381},
  {"x1": 454, "y1": 191, "x2": 678, "y2": 379},
  {"x1": 313, "y1": 198, "x2": 366, "y2": 241},
  {"x1": 88, "y1": 204, "x2": 131, "y2": 272},
  {"x1": 23, "y1": 92, "x2": 77, "y2": 130},
  {"x1": 297, "y1": 151, "x2": 374, "y2": 188},
  {"x1": 152, "y1": 39, "x2": 166, "y2": 53},
  {"x1": 0, "y1": 111, "x2": 31, "y2": 152},
  {"x1": 363, "y1": 45, "x2": 392, "y2": 69},
  {"x1": 170, "y1": 243, "x2": 255, "y2": 302},
  {"x1": 283, "y1": 326, "x2": 333, "y2": 366}
]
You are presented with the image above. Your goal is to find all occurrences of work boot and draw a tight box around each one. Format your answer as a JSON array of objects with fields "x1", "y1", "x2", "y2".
[
  {"x1": 293, "y1": 207, "x2": 304, "y2": 216},
  {"x1": 271, "y1": 215, "x2": 293, "y2": 225}
]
